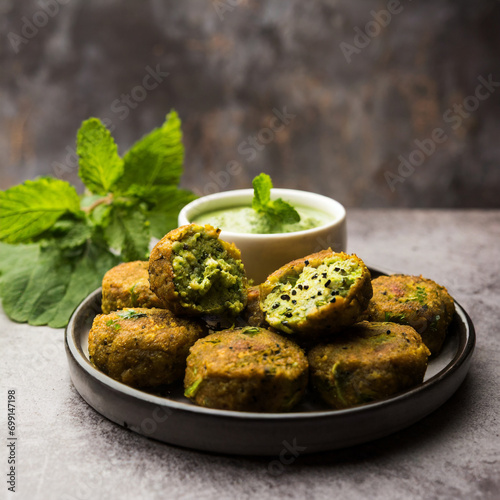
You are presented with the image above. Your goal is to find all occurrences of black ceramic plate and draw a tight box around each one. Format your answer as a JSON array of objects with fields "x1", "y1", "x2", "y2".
[{"x1": 65, "y1": 269, "x2": 475, "y2": 456}]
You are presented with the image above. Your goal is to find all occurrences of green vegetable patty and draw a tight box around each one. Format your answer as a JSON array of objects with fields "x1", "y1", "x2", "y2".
[
  {"x1": 308, "y1": 321, "x2": 430, "y2": 409},
  {"x1": 88, "y1": 307, "x2": 206, "y2": 389},
  {"x1": 101, "y1": 260, "x2": 164, "y2": 314},
  {"x1": 361, "y1": 274, "x2": 455, "y2": 355},
  {"x1": 260, "y1": 250, "x2": 373, "y2": 336},
  {"x1": 149, "y1": 224, "x2": 247, "y2": 316},
  {"x1": 184, "y1": 327, "x2": 309, "y2": 412}
]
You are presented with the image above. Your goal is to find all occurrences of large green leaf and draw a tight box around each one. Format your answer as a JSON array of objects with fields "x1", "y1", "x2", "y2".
[
  {"x1": 77, "y1": 118, "x2": 124, "y2": 195},
  {"x1": 0, "y1": 241, "x2": 119, "y2": 328},
  {"x1": 118, "y1": 111, "x2": 184, "y2": 192},
  {"x1": 103, "y1": 204, "x2": 150, "y2": 261},
  {"x1": 0, "y1": 177, "x2": 81, "y2": 243},
  {"x1": 147, "y1": 187, "x2": 197, "y2": 239}
]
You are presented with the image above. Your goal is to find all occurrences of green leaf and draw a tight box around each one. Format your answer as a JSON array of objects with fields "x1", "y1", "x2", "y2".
[
  {"x1": 251, "y1": 173, "x2": 300, "y2": 228},
  {"x1": 271, "y1": 198, "x2": 301, "y2": 224},
  {"x1": 42, "y1": 217, "x2": 93, "y2": 249},
  {"x1": 147, "y1": 187, "x2": 197, "y2": 239},
  {"x1": 0, "y1": 241, "x2": 120, "y2": 328},
  {"x1": 118, "y1": 111, "x2": 184, "y2": 192},
  {"x1": 77, "y1": 118, "x2": 124, "y2": 195},
  {"x1": 39, "y1": 242, "x2": 120, "y2": 327},
  {"x1": 252, "y1": 172, "x2": 272, "y2": 211},
  {"x1": 103, "y1": 204, "x2": 150, "y2": 261},
  {"x1": 116, "y1": 309, "x2": 148, "y2": 320},
  {"x1": 0, "y1": 177, "x2": 82, "y2": 244},
  {"x1": 0, "y1": 243, "x2": 72, "y2": 324}
]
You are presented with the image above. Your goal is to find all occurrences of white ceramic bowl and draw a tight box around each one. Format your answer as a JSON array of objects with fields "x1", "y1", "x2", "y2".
[{"x1": 178, "y1": 188, "x2": 347, "y2": 284}]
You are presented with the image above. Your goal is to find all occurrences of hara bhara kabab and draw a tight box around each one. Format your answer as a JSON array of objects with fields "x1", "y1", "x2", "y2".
[
  {"x1": 149, "y1": 224, "x2": 248, "y2": 317},
  {"x1": 361, "y1": 274, "x2": 455, "y2": 355},
  {"x1": 101, "y1": 261, "x2": 164, "y2": 314},
  {"x1": 87, "y1": 222, "x2": 455, "y2": 414},
  {"x1": 259, "y1": 250, "x2": 373, "y2": 336},
  {"x1": 183, "y1": 327, "x2": 308, "y2": 412},
  {"x1": 308, "y1": 321, "x2": 431, "y2": 409},
  {"x1": 88, "y1": 308, "x2": 206, "y2": 389}
]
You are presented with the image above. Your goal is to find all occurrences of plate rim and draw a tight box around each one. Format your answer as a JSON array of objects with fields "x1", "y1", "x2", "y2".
[{"x1": 65, "y1": 268, "x2": 475, "y2": 422}]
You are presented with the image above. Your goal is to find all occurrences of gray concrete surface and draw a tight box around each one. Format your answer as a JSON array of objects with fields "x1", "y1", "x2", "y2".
[{"x1": 1, "y1": 209, "x2": 499, "y2": 500}]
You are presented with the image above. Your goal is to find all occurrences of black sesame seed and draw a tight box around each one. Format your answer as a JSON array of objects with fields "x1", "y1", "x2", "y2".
[
  {"x1": 281, "y1": 294, "x2": 290, "y2": 301},
  {"x1": 304, "y1": 285, "x2": 309, "y2": 290},
  {"x1": 298, "y1": 284, "x2": 303, "y2": 290},
  {"x1": 325, "y1": 279, "x2": 331, "y2": 287},
  {"x1": 292, "y1": 300, "x2": 297, "y2": 305},
  {"x1": 291, "y1": 290, "x2": 297, "y2": 296},
  {"x1": 305, "y1": 260, "x2": 309, "y2": 266},
  {"x1": 312, "y1": 274, "x2": 318, "y2": 279},
  {"x1": 386, "y1": 330, "x2": 391, "y2": 334},
  {"x1": 183, "y1": 243, "x2": 189, "y2": 250},
  {"x1": 285, "y1": 312, "x2": 292, "y2": 318},
  {"x1": 272, "y1": 303, "x2": 279, "y2": 309},
  {"x1": 334, "y1": 267, "x2": 340, "y2": 272},
  {"x1": 322, "y1": 273, "x2": 327, "y2": 278},
  {"x1": 330, "y1": 297, "x2": 336, "y2": 303}
]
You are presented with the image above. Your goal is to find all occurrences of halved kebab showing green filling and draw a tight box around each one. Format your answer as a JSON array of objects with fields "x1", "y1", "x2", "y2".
[
  {"x1": 171, "y1": 231, "x2": 246, "y2": 315},
  {"x1": 260, "y1": 250, "x2": 372, "y2": 336},
  {"x1": 149, "y1": 224, "x2": 247, "y2": 317}
]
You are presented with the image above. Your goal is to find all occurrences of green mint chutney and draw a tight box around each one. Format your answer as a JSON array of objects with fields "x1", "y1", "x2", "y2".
[{"x1": 191, "y1": 205, "x2": 331, "y2": 234}]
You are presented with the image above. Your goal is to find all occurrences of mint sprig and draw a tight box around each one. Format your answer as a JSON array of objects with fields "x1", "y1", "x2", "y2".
[
  {"x1": 252, "y1": 173, "x2": 300, "y2": 228},
  {"x1": 0, "y1": 110, "x2": 196, "y2": 328}
]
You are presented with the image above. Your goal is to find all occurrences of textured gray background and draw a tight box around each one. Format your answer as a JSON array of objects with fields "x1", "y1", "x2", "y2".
[{"x1": 1, "y1": 0, "x2": 500, "y2": 207}]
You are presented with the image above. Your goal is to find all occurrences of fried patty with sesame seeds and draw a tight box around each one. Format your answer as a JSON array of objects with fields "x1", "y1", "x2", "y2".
[
  {"x1": 308, "y1": 321, "x2": 430, "y2": 409},
  {"x1": 184, "y1": 327, "x2": 308, "y2": 412},
  {"x1": 88, "y1": 308, "x2": 206, "y2": 389},
  {"x1": 259, "y1": 250, "x2": 372, "y2": 337},
  {"x1": 101, "y1": 261, "x2": 164, "y2": 314},
  {"x1": 149, "y1": 224, "x2": 248, "y2": 317},
  {"x1": 360, "y1": 274, "x2": 455, "y2": 355}
]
